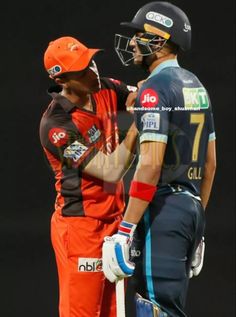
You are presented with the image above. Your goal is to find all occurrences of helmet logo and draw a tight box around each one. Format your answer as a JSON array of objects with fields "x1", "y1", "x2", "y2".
[
  {"x1": 183, "y1": 23, "x2": 191, "y2": 32},
  {"x1": 146, "y1": 11, "x2": 173, "y2": 28}
]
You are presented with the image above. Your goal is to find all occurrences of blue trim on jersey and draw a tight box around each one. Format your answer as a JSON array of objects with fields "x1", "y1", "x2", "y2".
[
  {"x1": 148, "y1": 59, "x2": 179, "y2": 79},
  {"x1": 140, "y1": 132, "x2": 168, "y2": 144},
  {"x1": 209, "y1": 132, "x2": 216, "y2": 141},
  {"x1": 144, "y1": 209, "x2": 160, "y2": 308}
]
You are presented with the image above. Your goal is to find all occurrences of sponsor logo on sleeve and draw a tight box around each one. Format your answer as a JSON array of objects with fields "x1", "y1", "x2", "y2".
[
  {"x1": 64, "y1": 141, "x2": 89, "y2": 162},
  {"x1": 140, "y1": 89, "x2": 159, "y2": 108},
  {"x1": 78, "y1": 258, "x2": 103, "y2": 272},
  {"x1": 49, "y1": 128, "x2": 68, "y2": 147},
  {"x1": 87, "y1": 125, "x2": 101, "y2": 143},
  {"x1": 141, "y1": 113, "x2": 160, "y2": 131}
]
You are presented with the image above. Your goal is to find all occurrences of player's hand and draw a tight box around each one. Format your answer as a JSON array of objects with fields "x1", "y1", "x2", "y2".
[
  {"x1": 126, "y1": 91, "x2": 138, "y2": 113},
  {"x1": 189, "y1": 237, "x2": 205, "y2": 278},
  {"x1": 125, "y1": 79, "x2": 146, "y2": 112},
  {"x1": 102, "y1": 221, "x2": 137, "y2": 283},
  {"x1": 137, "y1": 79, "x2": 146, "y2": 89}
]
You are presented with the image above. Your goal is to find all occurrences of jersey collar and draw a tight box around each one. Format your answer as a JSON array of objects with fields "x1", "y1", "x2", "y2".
[
  {"x1": 48, "y1": 85, "x2": 76, "y2": 113},
  {"x1": 148, "y1": 59, "x2": 179, "y2": 79}
]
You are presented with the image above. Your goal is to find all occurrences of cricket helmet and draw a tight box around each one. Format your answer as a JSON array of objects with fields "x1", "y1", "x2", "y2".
[{"x1": 115, "y1": 2, "x2": 191, "y2": 66}]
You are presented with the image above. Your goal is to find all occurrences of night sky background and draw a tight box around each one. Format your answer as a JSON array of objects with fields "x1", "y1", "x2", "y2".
[{"x1": 0, "y1": 0, "x2": 235, "y2": 316}]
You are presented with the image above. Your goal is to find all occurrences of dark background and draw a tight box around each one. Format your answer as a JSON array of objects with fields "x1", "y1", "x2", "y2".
[{"x1": 0, "y1": 0, "x2": 235, "y2": 316}]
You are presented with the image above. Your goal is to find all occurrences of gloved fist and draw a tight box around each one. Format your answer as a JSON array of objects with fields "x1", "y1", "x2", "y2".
[
  {"x1": 102, "y1": 221, "x2": 137, "y2": 283},
  {"x1": 189, "y1": 237, "x2": 205, "y2": 278}
]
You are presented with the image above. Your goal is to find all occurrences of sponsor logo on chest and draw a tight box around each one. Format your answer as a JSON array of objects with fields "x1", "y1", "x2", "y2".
[
  {"x1": 183, "y1": 87, "x2": 209, "y2": 109},
  {"x1": 63, "y1": 140, "x2": 88, "y2": 162},
  {"x1": 87, "y1": 125, "x2": 101, "y2": 143}
]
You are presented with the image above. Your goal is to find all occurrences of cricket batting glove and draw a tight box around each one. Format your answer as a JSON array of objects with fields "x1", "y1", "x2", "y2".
[
  {"x1": 102, "y1": 221, "x2": 137, "y2": 283},
  {"x1": 189, "y1": 237, "x2": 205, "y2": 278}
]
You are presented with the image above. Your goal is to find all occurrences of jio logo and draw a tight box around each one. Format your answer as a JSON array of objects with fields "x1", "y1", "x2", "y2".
[
  {"x1": 140, "y1": 89, "x2": 159, "y2": 108},
  {"x1": 48, "y1": 128, "x2": 68, "y2": 147}
]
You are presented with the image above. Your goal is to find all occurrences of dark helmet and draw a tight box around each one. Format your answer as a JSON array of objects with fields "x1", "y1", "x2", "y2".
[{"x1": 121, "y1": 1, "x2": 191, "y2": 51}]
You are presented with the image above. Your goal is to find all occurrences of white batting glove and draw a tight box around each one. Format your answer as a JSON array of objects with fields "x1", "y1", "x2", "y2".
[
  {"x1": 189, "y1": 237, "x2": 205, "y2": 278},
  {"x1": 102, "y1": 221, "x2": 137, "y2": 283}
]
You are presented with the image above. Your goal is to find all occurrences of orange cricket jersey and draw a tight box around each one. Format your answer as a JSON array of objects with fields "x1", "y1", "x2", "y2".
[{"x1": 40, "y1": 78, "x2": 131, "y2": 219}]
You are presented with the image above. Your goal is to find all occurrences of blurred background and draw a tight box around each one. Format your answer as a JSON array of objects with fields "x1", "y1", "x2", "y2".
[{"x1": 0, "y1": 0, "x2": 235, "y2": 316}]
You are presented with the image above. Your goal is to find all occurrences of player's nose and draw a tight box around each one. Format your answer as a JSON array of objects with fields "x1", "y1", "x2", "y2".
[{"x1": 129, "y1": 36, "x2": 136, "y2": 47}]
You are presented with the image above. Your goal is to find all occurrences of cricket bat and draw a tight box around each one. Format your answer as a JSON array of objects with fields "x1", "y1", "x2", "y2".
[{"x1": 116, "y1": 278, "x2": 126, "y2": 317}]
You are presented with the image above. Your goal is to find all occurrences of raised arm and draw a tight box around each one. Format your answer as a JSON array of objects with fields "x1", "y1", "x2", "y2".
[{"x1": 83, "y1": 122, "x2": 138, "y2": 183}]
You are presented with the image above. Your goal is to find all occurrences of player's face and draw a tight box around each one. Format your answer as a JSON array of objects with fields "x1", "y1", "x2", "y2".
[
  {"x1": 64, "y1": 60, "x2": 101, "y2": 95},
  {"x1": 129, "y1": 33, "x2": 144, "y2": 65}
]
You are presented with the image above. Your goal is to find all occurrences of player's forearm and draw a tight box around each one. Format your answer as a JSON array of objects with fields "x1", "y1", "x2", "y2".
[
  {"x1": 122, "y1": 122, "x2": 138, "y2": 154},
  {"x1": 97, "y1": 122, "x2": 138, "y2": 182},
  {"x1": 123, "y1": 196, "x2": 150, "y2": 224},
  {"x1": 99, "y1": 124, "x2": 138, "y2": 181},
  {"x1": 200, "y1": 162, "x2": 216, "y2": 209},
  {"x1": 123, "y1": 141, "x2": 165, "y2": 223},
  {"x1": 83, "y1": 140, "x2": 136, "y2": 183},
  {"x1": 134, "y1": 162, "x2": 161, "y2": 185},
  {"x1": 123, "y1": 164, "x2": 161, "y2": 224},
  {"x1": 200, "y1": 140, "x2": 217, "y2": 209}
]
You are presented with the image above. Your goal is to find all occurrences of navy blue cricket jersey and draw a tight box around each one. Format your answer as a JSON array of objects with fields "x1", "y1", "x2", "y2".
[{"x1": 134, "y1": 59, "x2": 216, "y2": 196}]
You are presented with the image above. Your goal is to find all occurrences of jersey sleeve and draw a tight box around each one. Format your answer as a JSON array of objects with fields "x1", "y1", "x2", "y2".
[
  {"x1": 39, "y1": 115, "x2": 99, "y2": 170},
  {"x1": 106, "y1": 78, "x2": 137, "y2": 111},
  {"x1": 134, "y1": 77, "x2": 170, "y2": 144}
]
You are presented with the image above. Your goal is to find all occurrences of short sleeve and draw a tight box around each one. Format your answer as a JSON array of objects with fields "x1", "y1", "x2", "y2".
[
  {"x1": 134, "y1": 78, "x2": 170, "y2": 144},
  {"x1": 39, "y1": 116, "x2": 99, "y2": 170},
  {"x1": 106, "y1": 78, "x2": 137, "y2": 111}
]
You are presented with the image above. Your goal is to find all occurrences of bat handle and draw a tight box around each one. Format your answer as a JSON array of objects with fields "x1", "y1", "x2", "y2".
[{"x1": 116, "y1": 278, "x2": 126, "y2": 317}]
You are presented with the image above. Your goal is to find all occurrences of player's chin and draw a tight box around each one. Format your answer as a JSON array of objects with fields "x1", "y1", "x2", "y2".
[
  {"x1": 133, "y1": 55, "x2": 143, "y2": 65},
  {"x1": 133, "y1": 59, "x2": 143, "y2": 66}
]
